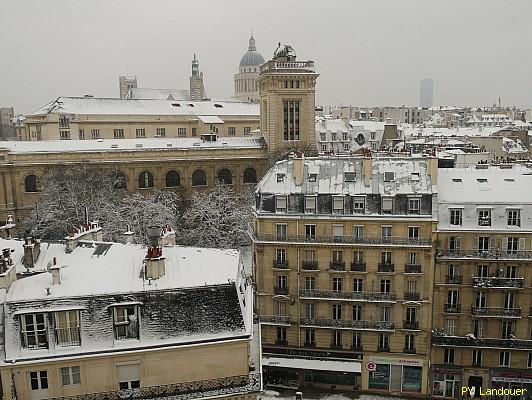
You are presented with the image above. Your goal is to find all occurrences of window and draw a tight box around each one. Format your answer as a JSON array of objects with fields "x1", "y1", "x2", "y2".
[
  {"x1": 138, "y1": 171, "x2": 154, "y2": 188},
  {"x1": 332, "y1": 225, "x2": 344, "y2": 242},
  {"x1": 304, "y1": 196, "x2": 317, "y2": 213},
  {"x1": 444, "y1": 348, "x2": 455, "y2": 364},
  {"x1": 405, "y1": 334, "x2": 415, "y2": 351},
  {"x1": 55, "y1": 311, "x2": 80, "y2": 347},
  {"x1": 113, "y1": 306, "x2": 139, "y2": 340},
  {"x1": 21, "y1": 313, "x2": 48, "y2": 349},
  {"x1": 384, "y1": 172, "x2": 395, "y2": 182},
  {"x1": 78, "y1": 129, "x2": 85, "y2": 139},
  {"x1": 320, "y1": 132, "x2": 326, "y2": 141},
  {"x1": 353, "y1": 278, "x2": 363, "y2": 293},
  {"x1": 478, "y1": 209, "x2": 491, "y2": 226},
  {"x1": 447, "y1": 290, "x2": 459, "y2": 308},
  {"x1": 60, "y1": 366, "x2": 81, "y2": 385},
  {"x1": 504, "y1": 292, "x2": 516, "y2": 309},
  {"x1": 331, "y1": 132, "x2": 337, "y2": 141},
  {"x1": 304, "y1": 250, "x2": 315, "y2": 262},
  {"x1": 380, "y1": 307, "x2": 391, "y2": 322},
  {"x1": 353, "y1": 225, "x2": 364, "y2": 241},
  {"x1": 353, "y1": 251, "x2": 364, "y2": 263},
  {"x1": 370, "y1": 131, "x2": 376, "y2": 140},
  {"x1": 378, "y1": 333, "x2": 389, "y2": 350},
  {"x1": 283, "y1": 101, "x2": 300, "y2": 140},
  {"x1": 277, "y1": 326, "x2": 287, "y2": 342},
  {"x1": 25, "y1": 175, "x2": 40, "y2": 192},
  {"x1": 353, "y1": 197, "x2": 365, "y2": 213},
  {"x1": 448, "y1": 236, "x2": 461, "y2": 251},
  {"x1": 191, "y1": 127, "x2": 197, "y2": 136},
  {"x1": 445, "y1": 319, "x2": 456, "y2": 336},
  {"x1": 156, "y1": 128, "x2": 166, "y2": 137},
  {"x1": 243, "y1": 167, "x2": 257, "y2": 184},
  {"x1": 177, "y1": 127, "x2": 186, "y2": 137},
  {"x1": 135, "y1": 128, "x2": 145, "y2": 138},
  {"x1": 305, "y1": 276, "x2": 315, "y2": 290},
  {"x1": 506, "y1": 237, "x2": 523, "y2": 254},
  {"x1": 305, "y1": 224, "x2": 316, "y2": 240},
  {"x1": 117, "y1": 364, "x2": 141, "y2": 390},
  {"x1": 305, "y1": 328, "x2": 315, "y2": 345},
  {"x1": 30, "y1": 371, "x2": 48, "y2": 390},
  {"x1": 60, "y1": 130, "x2": 71, "y2": 140},
  {"x1": 228, "y1": 127, "x2": 236, "y2": 136},
  {"x1": 332, "y1": 304, "x2": 342, "y2": 320},
  {"x1": 275, "y1": 249, "x2": 286, "y2": 264},
  {"x1": 332, "y1": 196, "x2": 344, "y2": 213},
  {"x1": 382, "y1": 197, "x2": 393, "y2": 213},
  {"x1": 308, "y1": 173, "x2": 317, "y2": 182},
  {"x1": 113, "y1": 129, "x2": 124, "y2": 139},
  {"x1": 528, "y1": 353, "x2": 532, "y2": 368},
  {"x1": 380, "y1": 279, "x2": 391, "y2": 294},
  {"x1": 332, "y1": 330, "x2": 342, "y2": 347},
  {"x1": 381, "y1": 226, "x2": 393, "y2": 241},
  {"x1": 344, "y1": 172, "x2": 356, "y2": 182},
  {"x1": 277, "y1": 275, "x2": 288, "y2": 289},
  {"x1": 406, "y1": 307, "x2": 417, "y2": 323},
  {"x1": 244, "y1": 127, "x2": 251, "y2": 134},
  {"x1": 381, "y1": 251, "x2": 392, "y2": 264},
  {"x1": 450, "y1": 209, "x2": 462, "y2": 226},
  {"x1": 165, "y1": 170, "x2": 180, "y2": 187},
  {"x1": 275, "y1": 196, "x2": 287, "y2": 212},
  {"x1": 408, "y1": 252, "x2": 419, "y2": 265},
  {"x1": 352, "y1": 331, "x2": 362, "y2": 349},
  {"x1": 305, "y1": 303, "x2": 315, "y2": 319},
  {"x1": 192, "y1": 169, "x2": 207, "y2": 186},
  {"x1": 58, "y1": 115, "x2": 70, "y2": 128},
  {"x1": 472, "y1": 350, "x2": 483, "y2": 366},
  {"x1": 332, "y1": 250, "x2": 343, "y2": 263},
  {"x1": 321, "y1": 144, "x2": 327, "y2": 152},
  {"x1": 91, "y1": 129, "x2": 100, "y2": 139},
  {"x1": 218, "y1": 168, "x2": 232, "y2": 184},
  {"x1": 477, "y1": 265, "x2": 489, "y2": 278},
  {"x1": 343, "y1": 143, "x2": 350, "y2": 151},
  {"x1": 476, "y1": 237, "x2": 491, "y2": 251},
  {"x1": 352, "y1": 305, "x2": 362, "y2": 320},
  {"x1": 502, "y1": 321, "x2": 515, "y2": 339},
  {"x1": 499, "y1": 351, "x2": 510, "y2": 367},
  {"x1": 408, "y1": 198, "x2": 420, "y2": 214},
  {"x1": 506, "y1": 266, "x2": 517, "y2": 278},
  {"x1": 408, "y1": 226, "x2": 420, "y2": 240},
  {"x1": 276, "y1": 300, "x2": 287, "y2": 316},
  {"x1": 342, "y1": 131, "x2": 348, "y2": 141},
  {"x1": 276, "y1": 224, "x2": 287, "y2": 240},
  {"x1": 332, "y1": 277, "x2": 343, "y2": 292}
]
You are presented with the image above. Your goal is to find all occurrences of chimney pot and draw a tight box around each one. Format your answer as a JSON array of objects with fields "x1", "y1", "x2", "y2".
[{"x1": 50, "y1": 265, "x2": 61, "y2": 285}]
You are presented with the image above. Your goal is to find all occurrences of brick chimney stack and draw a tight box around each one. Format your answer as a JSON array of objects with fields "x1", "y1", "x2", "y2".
[
  {"x1": 23, "y1": 237, "x2": 41, "y2": 268},
  {"x1": 145, "y1": 246, "x2": 165, "y2": 279}
]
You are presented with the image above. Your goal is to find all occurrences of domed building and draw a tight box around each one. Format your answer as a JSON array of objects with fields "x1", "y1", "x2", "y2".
[{"x1": 234, "y1": 34, "x2": 265, "y2": 102}]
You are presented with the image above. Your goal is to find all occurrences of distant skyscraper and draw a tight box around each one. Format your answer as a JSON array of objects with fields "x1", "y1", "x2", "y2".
[{"x1": 420, "y1": 78, "x2": 434, "y2": 108}]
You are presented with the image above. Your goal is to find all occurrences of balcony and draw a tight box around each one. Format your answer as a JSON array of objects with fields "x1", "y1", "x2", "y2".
[
  {"x1": 404, "y1": 292, "x2": 420, "y2": 301},
  {"x1": 301, "y1": 260, "x2": 318, "y2": 270},
  {"x1": 472, "y1": 277, "x2": 524, "y2": 289},
  {"x1": 444, "y1": 303, "x2": 461, "y2": 313},
  {"x1": 274, "y1": 287, "x2": 289, "y2": 295},
  {"x1": 300, "y1": 289, "x2": 397, "y2": 302},
  {"x1": 438, "y1": 249, "x2": 532, "y2": 261},
  {"x1": 261, "y1": 315, "x2": 292, "y2": 325},
  {"x1": 445, "y1": 275, "x2": 463, "y2": 284},
  {"x1": 300, "y1": 317, "x2": 395, "y2": 331},
  {"x1": 471, "y1": 306, "x2": 521, "y2": 318},
  {"x1": 330, "y1": 261, "x2": 346, "y2": 271},
  {"x1": 403, "y1": 320, "x2": 420, "y2": 330},
  {"x1": 260, "y1": 60, "x2": 316, "y2": 73},
  {"x1": 350, "y1": 262, "x2": 367, "y2": 272},
  {"x1": 251, "y1": 231, "x2": 432, "y2": 248},
  {"x1": 432, "y1": 335, "x2": 532, "y2": 350},
  {"x1": 272, "y1": 259, "x2": 289, "y2": 269},
  {"x1": 404, "y1": 264, "x2": 422, "y2": 273},
  {"x1": 378, "y1": 263, "x2": 394, "y2": 273},
  {"x1": 49, "y1": 373, "x2": 262, "y2": 400}
]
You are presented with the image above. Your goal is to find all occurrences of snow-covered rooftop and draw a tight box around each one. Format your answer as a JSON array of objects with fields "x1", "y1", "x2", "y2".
[
  {"x1": 127, "y1": 88, "x2": 191, "y2": 101},
  {"x1": 401, "y1": 125, "x2": 502, "y2": 138},
  {"x1": 29, "y1": 97, "x2": 260, "y2": 117},
  {"x1": 0, "y1": 137, "x2": 265, "y2": 154}
]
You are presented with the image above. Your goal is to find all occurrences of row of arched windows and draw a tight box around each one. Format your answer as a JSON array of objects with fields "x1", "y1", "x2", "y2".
[{"x1": 24, "y1": 168, "x2": 258, "y2": 192}]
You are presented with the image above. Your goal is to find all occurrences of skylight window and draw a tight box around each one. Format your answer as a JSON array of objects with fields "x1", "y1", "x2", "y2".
[
  {"x1": 504, "y1": 178, "x2": 515, "y2": 182},
  {"x1": 411, "y1": 173, "x2": 420, "y2": 181},
  {"x1": 187, "y1": 103, "x2": 195, "y2": 107},
  {"x1": 477, "y1": 179, "x2": 488, "y2": 183},
  {"x1": 384, "y1": 172, "x2": 395, "y2": 182},
  {"x1": 171, "y1": 103, "x2": 181, "y2": 107},
  {"x1": 213, "y1": 103, "x2": 223, "y2": 108},
  {"x1": 276, "y1": 173, "x2": 285, "y2": 183},
  {"x1": 452, "y1": 178, "x2": 462, "y2": 183},
  {"x1": 344, "y1": 172, "x2": 356, "y2": 182},
  {"x1": 308, "y1": 174, "x2": 317, "y2": 182}
]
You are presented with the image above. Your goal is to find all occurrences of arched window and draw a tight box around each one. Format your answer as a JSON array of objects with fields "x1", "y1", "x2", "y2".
[
  {"x1": 138, "y1": 171, "x2": 154, "y2": 189},
  {"x1": 165, "y1": 170, "x2": 180, "y2": 187},
  {"x1": 243, "y1": 167, "x2": 257, "y2": 184},
  {"x1": 192, "y1": 169, "x2": 207, "y2": 186},
  {"x1": 218, "y1": 168, "x2": 232, "y2": 184},
  {"x1": 113, "y1": 172, "x2": 127, "y2": 190},
  {"x1": 25, "y1": 175, "x2": 39, "y2": 192}
]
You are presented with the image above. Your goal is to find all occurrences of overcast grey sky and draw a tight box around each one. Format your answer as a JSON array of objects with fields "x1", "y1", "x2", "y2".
[{"x1": 1, "y1": 0, "x2": 531, "y2": 114}]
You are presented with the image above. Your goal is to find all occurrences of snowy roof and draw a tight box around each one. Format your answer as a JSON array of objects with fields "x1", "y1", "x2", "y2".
[
  {"x1": 349, "y1": 120, "x2": 387, "y2": 132},
  {"x1": 401, "y1": 126, "x2": 501, "y2": 138},
  {"x1": 1, "y1": 239, "x2": 242, "y2": 302},
  {"x1": 29, "y1": 97, "x2": 260, "y2": 117},
  {"x1": 257, "y1": 157, "x2": 435, "y2": 196},
  {"x1": 198, "y1": 115, "x2": 225, "y2": 124},
  {"x1": 0, "y1": 137, "x2": 265, "y2": 154},
  {"x1": 438, "y1": 166, "x2": 532, "y2": 204},
  {"x1": 127, "y1": 88, "x2": 191, "y2": 101}
]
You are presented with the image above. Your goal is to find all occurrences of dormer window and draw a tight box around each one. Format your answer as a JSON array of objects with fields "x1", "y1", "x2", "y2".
[
  {"x1": 332, "y1": 196, "x2": 344, "y2": 214},
  {"x1": 344, "y1": 172, "x2": 356, "y2": 182},
  {"x1": 305, "y1": 196, "x2": 316, "y2": 213},
  {"x1": 382, "y1": 197, "x2": 393, "y2": 214},
  {"x1": 55, "y1": 311, "x2": 80, "y2": 347},
  {"x1": 21, "y1": 313, "x2": 48, "y2": 350},
  {"x1": 478, "y1": 209, "x2": 491, "y2": 226},
  {"x1": 276, "y1": 173, "x2": 285, "y2": 183},
  {"x1": 384, "y1": 172, "x2": 395, "y2": 182},
  {"x1": 276, "y1": 196, "x2": 287, "y2": 212},
  {"x1": 411, "y1": 173, "x2": 420, "y2": 181},
  {"x1": 113, "y1": 306, "x2": 139, "y2": 340},
  {"x1": 308, "y1": 174, "x2": 317, "y2": 182},
  {"x1": 408, "y1": 197, "x2": 421, "y2": 214},
  {"x1": 353, "y1": 197, "x2": 365, "y2": 214}
]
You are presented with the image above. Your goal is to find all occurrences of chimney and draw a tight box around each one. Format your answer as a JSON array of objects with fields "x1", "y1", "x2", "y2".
[
  {"x1": 427, "y1": 156, "x2": 438, "y2": 184},
  {"x1": 362, "y1": 157, "x2": 372, "y2": 187},
  {"x1": 291, "y1": 152, "x2": 305, "y2": 186},
  {"x1": 23, "y1": 237, "x2": 41, "y2": 268},
  {"x1": 50, "y1": 265, "x2": 61, "y2": 285},
  {"x1": 145, "y1": 246, "x2": 165, "y2": 279},
  {"x1": 159, "y1": 225, "x2": 176, "y2": 246},
  {"x1": 65, "y1": 221, "x2": 103, "y2": 252},
  {"x1": 123, "y1": 225, "x2": 134, "y2": 245}
]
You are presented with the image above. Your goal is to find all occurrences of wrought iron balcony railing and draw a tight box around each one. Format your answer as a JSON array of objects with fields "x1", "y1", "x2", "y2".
[
  {"x1": 300, "y1": 317, "x2": 395, "y2": 331},
  {"x1": 274, "y1": 287, "x2": 289, "y2": 295},
  {"x1": 260, "y1": 315, "x2": 292, "y2": 325},
  {"x1": 378, "y1": 263, "x2": 394, "y2": 273},
  {"x1": 404, "y1": 292, "x2": 420, "y2": 301},
  {"x1": 272, "y1": 259, "x2": 289, "y2": 269},
  {"x1": 299, "y1": 289, "x2": 397, "y2": 302},
  {"x1": 405, "y1": 264, "x2": 422, "y2": 273},
  {"x1": 471, "y1": 306, "x2": 521, "y2": 318},
  {"x1": 472, "y1": 277, "x2": 524, "y2": 289},
  {"x1": 350, "y1": 262, "x2": 366, "y2": 272},
  {"x1": 330, "y1": 261, "x2": 345, "y2": 271},
  {"x1": 432, "y1": 335, "x2": 532, "y2": 350},
  {"x1": 302, "y1": 260, "x2": 319, "y2": 270},
  {"x1": 260, "y1": 60, "x2": 316, "y2": 73},
  {"x1": 252, "y1": 232, "x2": 432, "y2": 247},
  {"x1": 444, "y1": 303, "x2": 461, "y2": 313},
  {"x1": 403, "y1": 320, "x2": 420, "y2": 330},
  {"x1": 438, "y1": 249, "x2": 532, "y2": 260},
  {"x1": 49, "y1": 373, "x2": 262, "y2": 400},
  {"x1": 445, "y1": 275, "x2": 463, "y2": 284}
]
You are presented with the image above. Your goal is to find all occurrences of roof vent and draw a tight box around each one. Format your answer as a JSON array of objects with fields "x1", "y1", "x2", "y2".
[
  {"x1": 504, "y1": 178, "x2": 515, "y2": 182},
  {"x1": 97, "y1": 138, "x2": 104, "y2": 143},
  {"x1": 193, "y1": 142, "x2": 201, "y2": 147},
  {"x1": 411, "y1": 172, "x2": 420, "y2": 181},
  {"x1": 344, "y1": 172, "x2": 356, "y2": 182},
  {"x1": 452, "y1": 178, "x2": 462, "y2": 183},
  {"x1": 214, "y1": 103, "x2": 223, "y2": 108},
  {"x1": 171, "y1": 103, "x2": 181, "y2": 107},
  {"x1": 135, "y1": 143, "x2": 143, "y2": 148},
  {"x1": 384, "y1": 172, "x2": 395, "y2": 182},
  {"x1": 110, "y1": 144, "x2": 118, "y2": 149},
  {"x1": 276, "y1": 173, "x2": 285, "y2": 182},
  {"x1": 166, "y1": 143, "x2": 172, "y2": 147},
  {"x1": 187, "y1": 103, "x2": 195, "y2": 107}
]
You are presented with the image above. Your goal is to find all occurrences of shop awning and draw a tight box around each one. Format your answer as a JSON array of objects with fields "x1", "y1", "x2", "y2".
[{"x1": 263, "y1": 356, "x2": 361, "y2": 373}]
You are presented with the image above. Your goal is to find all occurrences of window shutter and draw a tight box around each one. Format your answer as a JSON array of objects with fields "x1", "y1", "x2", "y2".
[
  {"x1": 489, "y1": 237, "x2": 496, "y2": 249},
  {"x1": 502, "y1": 238, "x2": 508, "y2": 251},
  {"x1": 456, "y1": 237, "x2": 461, "y2": 250},
  {"x1": 519, "y1": 238, "x2": 526, "y2": 251},
  {"x1": 474, "y1": 237, "x2": 479, "y2": 250}
]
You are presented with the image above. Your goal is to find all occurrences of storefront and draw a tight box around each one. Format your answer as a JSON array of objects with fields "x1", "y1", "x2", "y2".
[
  {"x1": 432, "y1": 365, "x2": 463, "y2": 398},
  {"x1": 491, "y1": 369, "x2": 532, "y2": 400},
  {"x1": 367, "y1": 356, "x2": 424, "y2": 395}
]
